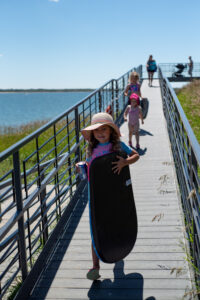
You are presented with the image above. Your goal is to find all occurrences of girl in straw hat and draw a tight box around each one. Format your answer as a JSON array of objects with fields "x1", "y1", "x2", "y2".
[{"x1": 77, "y1": 112, "x2": 139, "y2": 280}]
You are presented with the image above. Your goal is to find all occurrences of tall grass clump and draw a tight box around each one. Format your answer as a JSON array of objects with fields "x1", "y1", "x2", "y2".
[
  {"x1": 0, "y1": 120, "x2": 49, "y2": 152},
  {"x1": 0, "y1": 120, "x2": 50, "y2": 179},
  {"x1": 176, "y1": 79, "x2": 200, "y2": 143}
]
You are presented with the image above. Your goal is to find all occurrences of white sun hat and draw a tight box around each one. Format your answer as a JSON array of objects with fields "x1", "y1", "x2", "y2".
[{"x1": 81, "y1": 112, "x2": 121, "y2": 141}]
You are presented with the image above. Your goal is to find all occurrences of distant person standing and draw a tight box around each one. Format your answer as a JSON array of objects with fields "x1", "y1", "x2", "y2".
[
  {"x1": 146, "y1": 55, "x2": 157, "y2": 87},
  {"x1": 188, "y1": 56, "x2": 193, "y2": 77}
]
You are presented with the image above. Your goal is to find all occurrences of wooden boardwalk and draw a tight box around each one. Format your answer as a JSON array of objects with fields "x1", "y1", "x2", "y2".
[{"x1": 29, "y1": 80, "x2": 194, "y2": 300}]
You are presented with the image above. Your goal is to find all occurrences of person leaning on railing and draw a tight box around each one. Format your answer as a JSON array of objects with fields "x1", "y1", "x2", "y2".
[{"x1": 188, "y1": 56, "x2": 193, "y2": 77}]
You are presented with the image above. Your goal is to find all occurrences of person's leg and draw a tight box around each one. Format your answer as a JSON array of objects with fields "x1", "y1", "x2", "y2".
[
  {"x1": 87, "y1": 243, "x2": 100, "y2": 280},
  {"x1": 91, "y1": 243, "x2": 99, "y2": 269},
  {"x1": 152, "y1": 72, "x2": 154, "y2": 85},
  {"x1": 134, "y1": 123, "x2": 140, "y2": 148},
  {"x1": 128, "y1": 124, "x2": 134, "y2": 147},
  {"x1": 150, "y1": 72, "x2": 153, "y2": 86},
  {"x1": 148, "y1": 72, "x2": 151, "y2": 86},
  {"x1": 135, "y1": 131, "x2": 140, "y2": 149}
]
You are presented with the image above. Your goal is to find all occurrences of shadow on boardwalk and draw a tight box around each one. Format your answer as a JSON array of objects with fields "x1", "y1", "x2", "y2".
[
  {"x1": 31, "y1": 187, "x2": 88, "y2": 299},
  {"x1": 139, "y1": 129, "x2": 153, "y2": 136},
  {"x1": 88, "y1": 260, "x2": 156, "y2": 300}
]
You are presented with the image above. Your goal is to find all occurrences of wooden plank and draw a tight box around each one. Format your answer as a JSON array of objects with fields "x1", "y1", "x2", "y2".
[
  {"x1": 53, "y1": 252, "x2": 186, "y2": 261},
  {"x1": 29, "y1": 287, "x2": 191, "y2": 299},
  {"x1": 65, "y1": 225, "x2": 182, "y2": 233},
  {"x1": 59, "y1": 238, "x2": 183, "y2": 246},
  {"x1": 61, "y1": 231, "x2": 184, "y2": 239},
  {"x1": 46, "y1": 259, "x2": 188, "y2": 271},
  {"x1": 53, "y1": 245, "x2": 185, "y2": 253},
  {"x1": 40, "y1": 269, "x2": 190, "y2": 279},
  {"x1": 34, "y1": 277, "x2": 190, "y2": 289}
]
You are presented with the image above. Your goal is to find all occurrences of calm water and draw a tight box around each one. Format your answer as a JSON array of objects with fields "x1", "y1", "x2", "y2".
[{"x1": 0, "y1": 92, "x2": 91, "y2": 127}]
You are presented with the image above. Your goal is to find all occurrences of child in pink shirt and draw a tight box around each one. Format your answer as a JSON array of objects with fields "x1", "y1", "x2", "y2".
[{"x1": 124, "y1": 93, "x2": 144, "y2": 149}]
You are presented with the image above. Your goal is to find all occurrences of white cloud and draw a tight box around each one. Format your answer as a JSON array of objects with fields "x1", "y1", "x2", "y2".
[
  {"x1": 0, "y1": 54, "x2": 3, "y2": 57},
  {"x1": 49, "y1": 0, "x2": 59, "y2": 2}
]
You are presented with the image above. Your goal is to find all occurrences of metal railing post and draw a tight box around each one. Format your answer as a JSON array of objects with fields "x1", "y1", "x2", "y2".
[
  {"x1": 13, "y1": 151, "x2": 28, "y2": 281},
  {"x1": 111, "y1": 80, "x2": 115, "y2": 118},
  {"x1": 98, "y1": 91, "x2": 102, "y2": 112},
  {"x1": 75, "y1": 106, "x2": 80, "y2": 163},
  {"x1": 111, "y1": 80, "x2": 114, "y2": 101},
  {"x1": 115, "y1": 80, "x2": 119, "y2": 119},
  {"x1": 40, "y1": 172, "x2": 48, "y2": 244},
  {"x1": 122, "y1": 77, "x2": 126, "y2": 107}
]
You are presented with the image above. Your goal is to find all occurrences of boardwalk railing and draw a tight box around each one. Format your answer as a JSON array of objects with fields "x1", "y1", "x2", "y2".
[
  {"x1": 159, "y1": 67, "x2": 200, "y2": 288},
  {"x1": 158, "y1": 62, "x2": 200, "y2": 81},
  {"x1": 0, "y1": 65, "x2": 142, "y2": 299},
  {"x1": 141, "y1": 62, "x2": 200, "y2": 81}
]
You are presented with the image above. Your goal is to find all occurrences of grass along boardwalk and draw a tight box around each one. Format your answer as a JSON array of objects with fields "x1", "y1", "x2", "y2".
[{"x1": 29, "y1": 80, "x2": 194, "y2": 300}]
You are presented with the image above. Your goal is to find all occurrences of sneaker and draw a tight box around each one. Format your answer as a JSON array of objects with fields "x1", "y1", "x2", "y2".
[
  {"x1": 136, "y1": 144, "x2": 140, "y2": 150},
  {"x1": 128, "y1": 141, "x2": 133, "y2": 148},
  {"x1": 86, "y1": 268, "x2": 100, "y2": 281}
]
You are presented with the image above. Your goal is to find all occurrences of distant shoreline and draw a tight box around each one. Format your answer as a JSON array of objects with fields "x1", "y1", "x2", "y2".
[{"x1": 0, "y1": 89, "x2": 94, "y2": 93}]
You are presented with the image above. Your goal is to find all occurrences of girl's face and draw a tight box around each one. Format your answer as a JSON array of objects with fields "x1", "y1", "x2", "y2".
[
  {"x1": 131, "y1": 99, "x2": 138, "y2": 107},
  {"x1": 93, "y1": 125, "x2": 111, "y2": 143},
  {"x1": 130, "y1": 75, "x2": 138, "y2": 83}
]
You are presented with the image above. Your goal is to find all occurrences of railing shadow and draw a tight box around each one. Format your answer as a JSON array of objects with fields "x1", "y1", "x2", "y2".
[
  {"x1": 88, "y1": 260, "x2": 156, "y2": 300},
  {"x1": 28, "y1": 184, "x2": 88, "y2": 300},
  {"x1": 139, "y1": 129, "x2": 153, "y2": 136},
  {"x1": 149, "y1": 85, "x2": 160, "y2": 88}
]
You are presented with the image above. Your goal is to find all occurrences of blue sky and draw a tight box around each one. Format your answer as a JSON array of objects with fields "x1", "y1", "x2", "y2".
[{"x1": 0, "y1": 0, "x2": 199, "y2": 89}]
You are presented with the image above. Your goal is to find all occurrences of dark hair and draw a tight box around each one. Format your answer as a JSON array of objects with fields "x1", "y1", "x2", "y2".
[{"x1": 86, "y1": 126, "x2": 120, "y2": 157}]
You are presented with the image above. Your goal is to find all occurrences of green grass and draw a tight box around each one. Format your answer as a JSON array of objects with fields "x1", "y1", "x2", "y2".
[
  {"x1": 0, "y1": 119, "x2": 78, "y2": 180},
  {"x1": 0, "y1": 116, "x2": 88, "y2": 184},
  {"x1": 0, "y1": 120, "x2": 48, "y2": 152},
  {"x1": 7, "y1": 277, "x2": 22, "y2": 300},
  {"x1": 176, "y1": 79, "x2": 200, "y2": 143}
]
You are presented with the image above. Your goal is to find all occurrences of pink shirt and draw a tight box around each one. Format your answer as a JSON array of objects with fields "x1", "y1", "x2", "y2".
[
  {"x1": 87, "y1": 143, "x2": 112, "y2": 179},
  {"x1": 86, "y1": 141, "x2": 133, "y2": 180},
  {"x1": 126, "y1": 105, "x2": 140, "y2": 126}
]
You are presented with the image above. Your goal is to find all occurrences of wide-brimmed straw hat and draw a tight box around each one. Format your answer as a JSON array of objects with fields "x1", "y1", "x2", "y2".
[{"x1": 81, "y1": 112, "x2": 121, "y2": 141}]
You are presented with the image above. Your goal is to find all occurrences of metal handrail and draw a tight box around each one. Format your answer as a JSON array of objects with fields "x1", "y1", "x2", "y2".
[
  {"x1": 0, "y1": 79, "x2": 118, "y2": 161},
  {"x1": 158, "y1": 66, "x2": 200, "y2": 286},
  {"x1": 141, "y1": 62, "x2": 200, "y2": 81},
  {"x1": 0, "y1": 65, "x2": 142, "y2": 298},
  {"x1": 158, "y1": 62, "x2": 200, "y2": 81}
]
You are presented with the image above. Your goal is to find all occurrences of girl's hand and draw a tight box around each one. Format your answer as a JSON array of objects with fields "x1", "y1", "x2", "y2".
[
  {"x1": 112, "y1": 155, "x2": 127, "y2": 175},
  {"x1": 75, "y1": 163, "x2": 80, "y2": 173}
]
